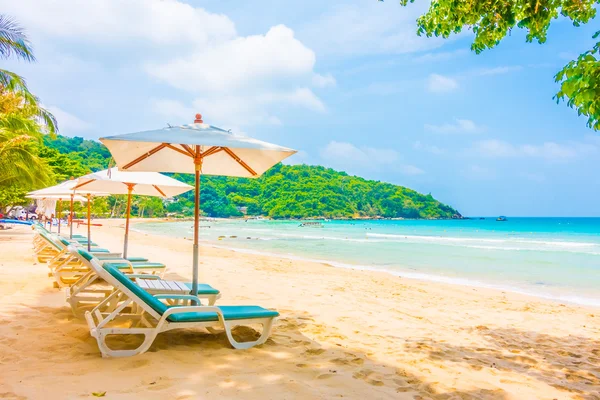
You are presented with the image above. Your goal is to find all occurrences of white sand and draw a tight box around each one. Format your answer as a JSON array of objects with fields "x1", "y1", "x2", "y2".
[{"x1": 0, "y1": 219, "x2": 599, "y2": 399}]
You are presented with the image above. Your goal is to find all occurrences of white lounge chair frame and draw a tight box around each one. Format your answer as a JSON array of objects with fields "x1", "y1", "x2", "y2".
[
  {"x1": 84, "y1": 258, "x2": 276, "y2": 357},
  {"x1": 66, "y1": 246, "x2": 219, "y2": 316}
]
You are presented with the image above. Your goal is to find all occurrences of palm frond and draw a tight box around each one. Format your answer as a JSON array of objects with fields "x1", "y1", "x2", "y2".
[
  {"x1": 0, "y1": 15, "x2": 34, "y2": 61},
  {"x1": 0, "y1": 68, "x2": 30, "y2": 93}
]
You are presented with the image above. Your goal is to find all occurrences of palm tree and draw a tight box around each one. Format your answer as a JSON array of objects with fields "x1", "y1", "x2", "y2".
[
  {"x1": 0, "y1": 15, "x2": 57, "y2": 133},
  {"x1": 0, "y1": 16, "x2": 56, "y2": 194},
  {"x1": 0, "y1": 130, "x2": 51, "y2": 188}
]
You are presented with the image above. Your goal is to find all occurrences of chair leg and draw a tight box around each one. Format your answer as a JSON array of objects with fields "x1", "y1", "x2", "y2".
[
  {"x1": 95, "y1": 329, "x2": 158, "y2": 358},
  {"x1": 222, "y1": 318, "x2": 275, "y2": 350}
]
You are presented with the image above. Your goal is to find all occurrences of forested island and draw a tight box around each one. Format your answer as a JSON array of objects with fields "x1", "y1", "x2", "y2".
[{"x1": 2, "y1": 135, "x2": 461, "y2": 220}]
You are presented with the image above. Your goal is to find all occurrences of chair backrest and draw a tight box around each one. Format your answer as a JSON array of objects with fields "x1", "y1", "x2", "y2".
[
  {"x1": 103, "y1": 264, "x2": 168, "y2": 316},
  {"x1": 66, "y1": 245, "x2": 163, "y2": 318},
  {"x1": 39, "y1": 231, "x2": 62, "y2": 251}
]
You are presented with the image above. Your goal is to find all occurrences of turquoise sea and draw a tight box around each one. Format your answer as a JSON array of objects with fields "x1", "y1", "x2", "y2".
[{"x1": 135, "y1": 218, "x2": 600, "y2": 307}]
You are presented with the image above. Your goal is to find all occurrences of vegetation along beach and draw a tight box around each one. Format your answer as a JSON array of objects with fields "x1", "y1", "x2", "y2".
[{"x1": 1, "y1": 1, "x2": 600, "y2": 399}]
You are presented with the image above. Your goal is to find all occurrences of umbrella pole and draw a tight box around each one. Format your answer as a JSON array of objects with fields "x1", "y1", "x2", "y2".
[
  {"x1": 87, "y1": 193, "x2": 91, "y2": 251},
  {"x1": 57, "y1": 200, "x2": 62, "y2": 234},
  {"x1": 69, "y1": 194, "x2": 74, "y2": 239},
  {"x1": 123, "y1": 185, "x2": 134, "y2": 259},
  {"x1": 192, "y1": 157, "x2": 202, "y2": 295}
]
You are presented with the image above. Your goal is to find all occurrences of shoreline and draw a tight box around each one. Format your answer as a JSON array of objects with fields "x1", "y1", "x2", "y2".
[
  {"x1": 131, "y1": 221, "x2": 600, "y2": 308},
  {"x1": 2, "y1": 219, "x2": 599, "y2": 398}
]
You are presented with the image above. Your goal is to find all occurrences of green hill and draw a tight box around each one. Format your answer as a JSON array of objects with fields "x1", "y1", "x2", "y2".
[{"x1": 41, "y1": 135, "x2": 460, "y2": 220}]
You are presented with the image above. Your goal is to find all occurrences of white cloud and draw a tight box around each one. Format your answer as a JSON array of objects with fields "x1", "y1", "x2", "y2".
[
  {"x1": 3, "y1": 1, "x2": 331, "y2": 129},
  {"x1": 320, "y1": 141, "x2": 423, "y2": 175},
  {"x1": 46, "y1": 106, "x2": 91, "y2": 133},
  {"x1": 471, "y1": 66, "x2": 522, "y2": 76},
  {"x1": 312, "y1": 73, "x2": 336, "y2": 88},
  {"x1": 463, "y1": 165, "x2": 495, "y2": 180},
  {"x1": 413, "y1": 141, "x2": 445, "y2": 155},
  {"x1": 284, "y1": 150, "x2": 311, "y2": 165},
  {"x1": 427, "y1": 74, "x2": 458, "y2": 93},
  {"x1": 146, "y1": 25, "x2": 316, "y2": 93},
  {"x1": 471, "y1": 139, "x2": 598, "y2": 161},
  {"x1": 413, "y1": 49, "x2": 468, "y2": 63},
  {"x1": 320, "y1": 141, "x2": 399, "y2": 165},
  {"x1": 300, "y1": 3, "x2": 443, "y2": 57},
  {"x1": 144, "y1": 24, "x2": 327, "y2": 126},
  {"x1": 425, "y1": 119, "x2": 484, "y2": 134},
  {"x1": 400, "y1": 165, "x2": 425, "y2": 175},
  {"x1": 1, "y1": 0, "x2": 236, "y2": 47}
]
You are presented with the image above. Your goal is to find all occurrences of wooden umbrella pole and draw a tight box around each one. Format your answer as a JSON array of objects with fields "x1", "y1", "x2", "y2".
[
  {"x1": 192, "y1": 150, "x2": 202, "y2": 295},
  {"x1": 57, "y1": 199, "x2": 62, "y2": 234},
  {"x1": 69, "y1": 194, "x2": 74, "y2": 239},
  {"x1": 123, "y1": 184, "x2": 134, "y2": 259},
  {"x1": 87, "y1": 193, "x2": 91, "y2": 251}
]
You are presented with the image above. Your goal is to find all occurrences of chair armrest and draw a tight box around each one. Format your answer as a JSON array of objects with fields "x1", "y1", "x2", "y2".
[
  {"x1": 127, "y1": 274, "x2": 161, "y2": 280},
  {"x1": 99, "y1": 258, "x2": 131, "y2": 265},
  {"x1": 154, "y1": 294, "x2": 201, "y2": 305},
  {"x1": 94, "y1": 252, "x2": 123, "y2": 258},
  {"x1": 161, "y1": 305, "x2": 222, "y2": 318}
]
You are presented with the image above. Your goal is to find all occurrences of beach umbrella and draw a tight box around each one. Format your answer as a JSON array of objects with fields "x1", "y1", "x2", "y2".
[
  {"x1": 27, "y1": 180, "x2": 108, "y2": 243},
  {"x1": 73, "y1": 167, "x2": 193, "y2": 258},
  {"x1": 100, "y1": 114, "x2": 296, "y2": 294},
  {"x1": 26, "y1": 192, "x2": 88, "y2": 234}
]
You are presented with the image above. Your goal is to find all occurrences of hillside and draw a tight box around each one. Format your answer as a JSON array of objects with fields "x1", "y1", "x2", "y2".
[{"x1": 41, "y1": 135, "x2": 460, "y2": 219}]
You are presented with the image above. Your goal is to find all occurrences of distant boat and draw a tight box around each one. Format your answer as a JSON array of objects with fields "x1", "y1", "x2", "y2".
[
  {"x1": 299, "y1": 222, "x2": 324, "y2": 228},
  {"x1": 496, "y1": 216, "x2": 507, "y2": 222}
]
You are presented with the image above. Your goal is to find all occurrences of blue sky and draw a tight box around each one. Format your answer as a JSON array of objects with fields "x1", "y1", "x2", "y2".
[{"x1": 3, "y1": 0, "x2": 599, "y2": 216}]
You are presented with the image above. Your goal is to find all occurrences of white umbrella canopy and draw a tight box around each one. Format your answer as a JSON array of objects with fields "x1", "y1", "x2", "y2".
[
  {"x1": 101, "y1": 121, "x2": 296, "y2": 176},
  {"x1": 74, "y1": 168, "x2": 193, "y2": 257},
  {"x1": 27, "y1": 181, "x2": 106, "y2": 237},
  {"x1": 74, "y1": 168, "x2": 192, "y2": 197},
  {"x1": 26, "y1": 193, "x2": 88, "y2": 202},
  {"x1": 100, "y1": 114, "x2": 297, "y2": 294}
]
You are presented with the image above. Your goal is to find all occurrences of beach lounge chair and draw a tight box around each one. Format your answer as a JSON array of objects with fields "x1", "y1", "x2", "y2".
[
  {"x1": 52, "y1": 245, "x2": 166, "y2": 288},
  {"x1": 85, "y1": 259, "x2": 278, "y2": 357},
  {"x1": 66, "y1": 246, "x2": 220, "y2": 315}
]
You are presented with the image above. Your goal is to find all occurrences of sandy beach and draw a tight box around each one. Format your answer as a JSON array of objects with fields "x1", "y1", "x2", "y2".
[{"x1": 0, "y1": 219, "x2": 599, "y2": 399}]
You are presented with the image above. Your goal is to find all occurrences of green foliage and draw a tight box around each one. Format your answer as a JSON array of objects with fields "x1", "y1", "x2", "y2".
[
  {"x1": 555, "y1": 31, "x2": 600, "y2": 130},
  {"x1": 394, "y1": 0, "x2": 596, "y2": 53},
  {"x1": 42, "y1": 135, "x2": 110, "y2": 180},
  {"x1": 172, "y1": 164, "x2": 459, "y2": 219},
  {"x1": 385, "y1": 0, "x2": 600, "y2": 130},
  {"x1": 38, "y1": 135, "x2": 459, "y2": 220}
]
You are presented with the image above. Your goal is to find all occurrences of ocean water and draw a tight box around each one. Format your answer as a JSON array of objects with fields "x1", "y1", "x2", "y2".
[{"x1": 135, "y1": 218, "x2": 600, "y2": 307}]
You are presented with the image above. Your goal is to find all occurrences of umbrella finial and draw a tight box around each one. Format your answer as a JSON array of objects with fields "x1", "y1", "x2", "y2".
[{"x1": 194, "y1": 113, "x2": 203, "y2": 124}]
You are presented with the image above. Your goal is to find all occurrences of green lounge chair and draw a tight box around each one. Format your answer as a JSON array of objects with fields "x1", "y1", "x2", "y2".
[
  {"x1": 66, "y1": 246, "x2": 219, "y2": 315},
  {"x1": 84, "y1": 258, "x2": 278, "y2": 357}
]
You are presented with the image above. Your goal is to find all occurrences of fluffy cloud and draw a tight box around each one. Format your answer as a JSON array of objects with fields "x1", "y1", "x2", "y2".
[
  {"x1": 0, "y1": 0, "x2": 236, "y2": 47},
  {"x1": 320, "y1": 141, "x2": 399, "y2": 165},
  {"x1": 146, "y1": 25, "x2": 316, "y2": 92},
  {"x1": 471, "y1": 139, "x2": 598, "y2": 161},
  {"x1": 472, "y1": 66, "x2": 522, "y2": 76},
  {"x1": 300, "y1": 3, "x2": 442, "y2": 57},
  {"x1": 400, "y1": 165, "x2": 425, "y2": 175},
  {"x1": 425, "y1": 119, "x2": 484, "y2": 134},
  {"x1": 427, "y1": 74, "x2": 458, "y2": 93},
  {"x1": 2, "y1": 0, "x2": 332, "y2": 129},
  {"x1": 319, "y1": 141, "x2": 424, "y2": 175},
  {"x1": 46, "y1": 106, "x2": 90, "y2": 133},
  {"x1": 413, "y1": 141, "x2": 445, "y2": 155},
  {"x1": 312, "y1": 73, "x2": 337, "y2": 88}
]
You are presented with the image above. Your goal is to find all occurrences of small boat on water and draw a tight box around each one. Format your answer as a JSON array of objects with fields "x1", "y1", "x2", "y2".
[
  {"x1": 299, "y1": 222, "x2": 324, "y2": 228},
  {"x1": 496, "y1": 216, "x2": 507, "y2": 222}
]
